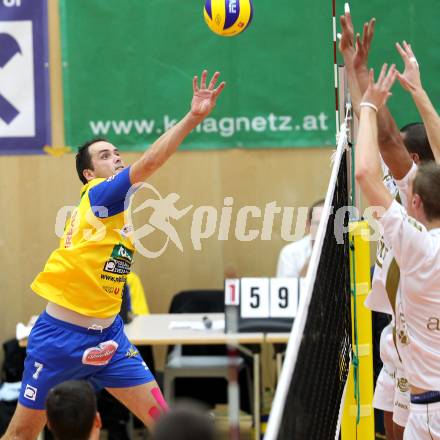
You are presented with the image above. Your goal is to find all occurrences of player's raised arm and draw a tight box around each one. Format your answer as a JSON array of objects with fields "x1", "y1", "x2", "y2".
[
  {"x1": 338, "y1": 8, "x2": 363, "y2": 117},
  {"x1": 396, "y1": 41, "x2": 440, "y2": 163},
  {"x1": 348, "y1": 14, "x2": 413, "y2": 180},
  {"x1": 338, "y1": 8, "x2": 378, "y2": 121},
  {"x1": 129, "y1": 70, "x2": 225, "y2": 184},
  {"x1": 355, "y1": 64, "x2": 397, "y2": 209}
]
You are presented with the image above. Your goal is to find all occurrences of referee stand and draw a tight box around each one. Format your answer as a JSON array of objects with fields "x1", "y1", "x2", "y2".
[{"x1": 341, "y1": 221, "x2": 375, "y2": 439}]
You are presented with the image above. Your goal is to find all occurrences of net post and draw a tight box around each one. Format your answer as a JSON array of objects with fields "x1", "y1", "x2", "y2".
[{"x1": 340, "y1": 221, "x2": 375, "y2": 439}]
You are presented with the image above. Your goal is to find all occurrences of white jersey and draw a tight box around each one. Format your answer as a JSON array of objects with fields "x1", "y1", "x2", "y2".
[
  {"x1": 365, "y1": 164, "x2": 401, "y2": 316},
  {"x1": 366, "y1": 163, "x2": 417, "y2": 381},
  {"x1": 380, "y1": 322, "x2": 401, "y2": 368},
  {"x1": 380, "y1": 199, "x2": 440, "y2": 390},
  {"x1": 395, "y1": 162, "x2": 418, "y2": 209},
  {"x1": 365, "y1": 163, "x2": 417, "y2": 316}
]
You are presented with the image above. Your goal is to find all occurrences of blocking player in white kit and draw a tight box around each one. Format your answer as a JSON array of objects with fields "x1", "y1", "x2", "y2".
[
  {"x1": 338, "y1": 9, "x2": 436, "y2": 439},
  {"x1": 356, "y1": 63, "x2": 440, "y2": 440}
]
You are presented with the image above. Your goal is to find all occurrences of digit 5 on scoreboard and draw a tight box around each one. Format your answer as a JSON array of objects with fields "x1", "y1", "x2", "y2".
[{"x1": 240, "y1": 278, "x2": 270, "y2": 318}]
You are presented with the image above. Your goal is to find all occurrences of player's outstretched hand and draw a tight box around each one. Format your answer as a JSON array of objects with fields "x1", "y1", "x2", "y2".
[
  {"x1": 191, "y1": 70, "x2": 226, "y2": 118},
  {"x1": 395, "y1": 41, "x2": 422, "y2": 93},
  {"x1": 339, "y1": 9, "x2": 375, "y2": 72},
  {"x1": 361, "y1": 64, "x2": 397, "y2": 111},
  {"x1": 353, "y1": 18, "x2": 376, "y2": 71},
  {"x1": 339, "y1": 11, "x2": 355, "y2": 60}
]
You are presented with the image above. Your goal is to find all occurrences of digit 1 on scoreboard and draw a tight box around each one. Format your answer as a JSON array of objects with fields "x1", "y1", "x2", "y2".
[{"x1": 225, "y1": 279, "x2": 240, "y2": 306}]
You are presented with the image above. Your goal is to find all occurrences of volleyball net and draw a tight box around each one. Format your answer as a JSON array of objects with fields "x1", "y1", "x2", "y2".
[{"x1": 264, "y1": 122, "x2": 353, "y2": 439}]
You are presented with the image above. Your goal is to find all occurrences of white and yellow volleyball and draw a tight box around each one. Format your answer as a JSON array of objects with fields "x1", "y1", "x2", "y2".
[{"x1": 204, "y1": 0, "x2": 253, "y2": 37}]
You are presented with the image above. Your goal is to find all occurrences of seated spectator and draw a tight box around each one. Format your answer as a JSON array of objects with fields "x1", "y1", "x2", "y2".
[
  {"x1": 276, "y1": 199, "x2": 325, "y2": 277},
  {"x1": 46, "y1": 380, "x2": 101, "y2": 440}
]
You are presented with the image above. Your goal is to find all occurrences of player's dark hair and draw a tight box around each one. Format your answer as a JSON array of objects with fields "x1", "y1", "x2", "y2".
[
  {"x1": 46, "y1": 380, "x2": 97, "y2": 440},
  {"x1": 76, "y1": 138, "x2": 107, "y2": 184},
  {"x1": 308, "y1": 199, "x2": 325, "y2": 224},
  {"x1": 153, "y1": 401, "x2": 216, "y2": 440},
  {"x1": 413, "y1": 162, "x2": 440, "y2": 221},
  {"x1": 400, "y1": 122, "x2": 434, "y2": 162}
]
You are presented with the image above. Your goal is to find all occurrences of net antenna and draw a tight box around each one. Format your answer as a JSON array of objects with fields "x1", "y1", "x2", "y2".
[
  {"x1": 264, "y1": 3, "x2": 354, "y2": 438},
  {"x1": 336, "y1": 2, "x2": 359, "y2": 213}
]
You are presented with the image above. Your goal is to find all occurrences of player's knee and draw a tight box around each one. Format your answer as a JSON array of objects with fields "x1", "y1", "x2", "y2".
[
  {"x1": 3, "y1": 409, "x2": 45, "y2": 440},
  {"x1": 3, "y1": 423, "x2": 40, "y2": 440}
]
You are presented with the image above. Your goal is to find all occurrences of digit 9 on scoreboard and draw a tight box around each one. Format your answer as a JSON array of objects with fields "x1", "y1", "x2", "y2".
[
  {"x1": 239, "y1": 278, "x2": 299, "y2": 319},
  {"x1": 269, "y1": 278, "x2": 298, "y2": 318}
]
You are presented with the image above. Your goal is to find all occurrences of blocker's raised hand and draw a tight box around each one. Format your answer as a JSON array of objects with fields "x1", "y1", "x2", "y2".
[
  {"x1": 362, "y1": 63, "x2": 397, "y2": 111},
  {"x1": 191, "y1": 70, "x2": 226, "y2": 118},
  {"x1": 339, "y1": 11, "x2": 355, "y2": 59},
  {"x1": 395, "y1": 41, "x2": 422, "y2": 93},
  {"x1": 353, "y1": 18, "x2": 376, "y2": 71}
]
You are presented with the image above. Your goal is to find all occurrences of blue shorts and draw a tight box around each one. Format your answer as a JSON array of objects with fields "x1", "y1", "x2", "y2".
[{"x1": 19, "y1": 312, "x2": 154, "y2": 410}]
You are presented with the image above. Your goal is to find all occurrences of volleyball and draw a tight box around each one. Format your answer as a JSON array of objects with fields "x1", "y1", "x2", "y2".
[{"x1": 204, "y1": 0, "x2": 253, "y2": 37}]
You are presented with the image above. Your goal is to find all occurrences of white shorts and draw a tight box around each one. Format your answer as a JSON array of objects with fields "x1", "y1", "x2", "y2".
[
  {"x1": 404, "y1": 401, "x2": 440, "y2": 440},
  {"x1": 393, "y1": 368, "x2": 410, "y2": 427},
  {"x1": 373, "y1": 365, "x2": 410, "y2": 427},
  {"x1": 373, "y1": 364, "x2": 395, "y2": 412}
]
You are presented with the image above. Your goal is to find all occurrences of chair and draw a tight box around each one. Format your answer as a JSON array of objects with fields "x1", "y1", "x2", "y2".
[{"x1": 163, "y1": 290, "x2": 253, "y2": 413}]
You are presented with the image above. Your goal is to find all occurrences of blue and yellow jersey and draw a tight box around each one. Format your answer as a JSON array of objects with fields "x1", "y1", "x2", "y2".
[{"x1": 31, "y1": 168, "x2": 136, "y2": 318}]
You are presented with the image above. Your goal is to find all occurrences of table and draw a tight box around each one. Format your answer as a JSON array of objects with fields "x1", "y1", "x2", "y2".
[
  {"x1": 125, "y1": 313, "x2": 263, "y2": 345},
  {"x1": 265, "y1": 333, "x2": 290, "y2": 379},
  {"x1": 125, "y1": 313, "x2": 265, "y2": 440}
]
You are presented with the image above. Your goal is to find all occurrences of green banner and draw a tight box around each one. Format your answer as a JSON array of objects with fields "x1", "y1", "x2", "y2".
[{"x1": 60, "y1": 0, "x2": 440, "y2": 151}]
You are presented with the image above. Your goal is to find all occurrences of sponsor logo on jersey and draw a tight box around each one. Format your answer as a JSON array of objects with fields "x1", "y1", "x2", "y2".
[
  {"x1": 64, "y1": 208, "x2": 79, "y2": 248},
  {"x1": 427, "y1": 317, "x2": 440, "y2": 331},
  {"x1": 24, "y1": 384, "x2": 37, "y2": 401},
  {"x1": 111, "y1": 244, "x2": 133, "y2": 263},
  {"x1": 103, "y1": 285, "x2": 121, "y2": 295},
  {"x1": 103, "y1": 244, "x2": 133, "y2": 275},
  {"x1": 82, "y1": 340, "x2": 118, "y2": 366},
  {"x1": 119, "y1": 224, "x2": 133, "y2": 238},
  {"x1": 396, "y1": 376, "x2": 410, "y2": 393},
  {"x1": 125, "y1": 346, "x2": 139, "y2": 358},
  {"x1": 397, "y1": 311, "x2": 410, "y2": 346}
]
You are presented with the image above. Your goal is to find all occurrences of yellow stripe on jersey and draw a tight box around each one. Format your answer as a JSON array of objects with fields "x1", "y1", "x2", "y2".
[{"x1": 31, "y1": 178, "x2": 135, "y2": 318}]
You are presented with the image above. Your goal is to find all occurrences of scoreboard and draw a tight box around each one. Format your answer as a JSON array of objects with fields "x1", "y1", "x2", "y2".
[{"x1": 224, "y1": 278, "x2": 307, "y2": 333}]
